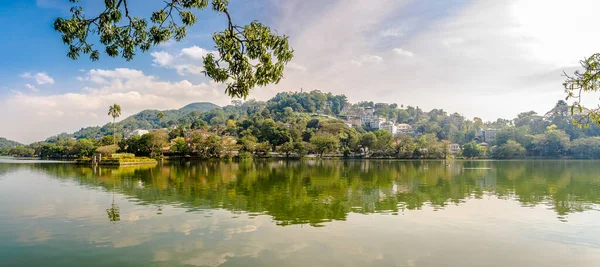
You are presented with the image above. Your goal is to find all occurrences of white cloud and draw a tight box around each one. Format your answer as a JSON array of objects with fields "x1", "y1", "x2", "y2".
[
  {"x1": 392, "y1": 48, "x2": 414, "y2": 57},
  {"x1": 25, "y1": 84, "x2": 39, "y2": 92},
  {"x1": 351, "y1": 54, "x2": 383, "y2": 66},
  {"x1": 380, "y1": 28, "x2": 406, "y2": 37},
  {"x1": 0, "y1": 68, "x2": 230, "y2": 143},
  {"x1": 151, "y1": 51, "x2": 174, "y2": 66},
  {"x1": 442, "y1": 37, "x2": 464, "y2": 46},
  {"x1": 181, "y1": 46, "x2": 213, "y2": 60},
  {"x1": 265, "y1": 0, "x2": 599, "y2": 121},
  {"x1": 21, "y1": 72, "x2": 55, "y2": 85},
  {"x1": 286, "y1": 62, "x2": 308, "y2": 72},
  {"x1": 151, "y1": 46, "x2": 216, "y2": 75},
  {"x1": 379, "y1": 19, "x2": 417, "y2": 38}
]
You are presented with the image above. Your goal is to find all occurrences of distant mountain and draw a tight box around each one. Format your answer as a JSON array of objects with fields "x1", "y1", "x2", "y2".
[
  {"x1": 178, "y1": 102, "x2": 221, "y2": 114},
  {"x1": 0, "y1": 137, "x2": 22, "y2": 148},
  {"x1": 45, "y1": 102, "x2": 221, "y2": 142}
]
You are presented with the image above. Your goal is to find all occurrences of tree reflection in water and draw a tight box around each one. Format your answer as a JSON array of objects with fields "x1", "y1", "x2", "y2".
[{"x1": 8, "y1": 160, "x2": 600, "y2": 226}]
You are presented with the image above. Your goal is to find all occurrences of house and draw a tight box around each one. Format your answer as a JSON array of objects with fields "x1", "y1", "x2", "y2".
[
  {"x1": 380, "y1": 121, "x2": 398, "y2": 135},
  {"x1": 360, "y1": 108, "x2": 378, "y2": 126},
  {"x1": 186, "y1": 129, "x2": 210, "y2": 139},
  {"x1": 369, "y1": 118, "x2": 387, "y2": 130},
  {"x1": 449, "y1": 143, "x2": 461, "y2": 154},
  {"x1": 125, "y1": 129, "x2": 149, "y2": 138},
  {"x1": 346, "y1": 116, "x2": 362, "y2": 127},
  {"x1": 483, "y1": 129, "x2": 497, "y2": 143},
  {"x1": 397, "y1": 123, "x2": 413, "y2": 133}
]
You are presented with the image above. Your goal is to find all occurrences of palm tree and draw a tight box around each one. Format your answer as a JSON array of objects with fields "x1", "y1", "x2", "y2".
[
  {"x1": 157, "y1": 112, "x2": 164, "y2": 128},
  {"x1": 106, "y1": 176, "x2": 120, "y2": 222},
  {"x1": 108, "y1": 104, "x2": 122, "y2": 145}
]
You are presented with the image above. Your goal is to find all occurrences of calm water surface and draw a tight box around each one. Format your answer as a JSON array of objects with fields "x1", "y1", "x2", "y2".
[{"x1": 1, "y1": 159, "x2": 599, "y2": 266}]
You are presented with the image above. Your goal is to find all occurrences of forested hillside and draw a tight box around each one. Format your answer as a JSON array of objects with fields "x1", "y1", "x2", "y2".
[
  {"x1": 7, "y1": 90, "x2": 600, "y2": 159},
  {"x1": 0, "y1": 138, "x2": 22, "y2": 149},
  {"x1": 45, "y1": 102, "x2": 220, "y2": 142}
]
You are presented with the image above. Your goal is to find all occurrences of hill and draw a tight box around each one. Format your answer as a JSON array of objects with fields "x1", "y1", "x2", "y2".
[
  {"x1": 178, "y1": 102, "x2": 221, "y2": 114},
  {"x1": 0, "y1": 137, "x2": 22, "y2": 149},
  {"x1": 45, "y1": 102, "x2": 221, "y2": 142}
]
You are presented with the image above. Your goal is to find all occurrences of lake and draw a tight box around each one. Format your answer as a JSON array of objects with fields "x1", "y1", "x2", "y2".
[{"x1": 1, "y1": 159, "x2": 599, "y2": 267}]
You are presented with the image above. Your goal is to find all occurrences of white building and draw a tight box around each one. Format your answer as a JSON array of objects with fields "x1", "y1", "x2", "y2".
[
  {"x1": 449, "y1": 143, "x2": 461, "y2": 154},
  {"x1": 369, "y1": 118, "x2": 387, "y2": 130},
  {"x1": 397, "y1": 123, "x2": 413, "y2": 133},
  {"x1": 380, "y1": 121, "x2": 398, "y2": 135},
  {"x1": 360, "y1": 108, "x2": 377, "y2": 127},
  {"x1": 125, "y1": 129, "x2": 149, "y2": 138}
]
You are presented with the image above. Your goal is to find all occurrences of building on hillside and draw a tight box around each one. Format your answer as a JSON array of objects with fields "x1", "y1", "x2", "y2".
[
  {"x1": 397, "y1": 123, "x2": 413, "y2": 134},
  {"x1": 125, "y1": 129, "x2": 149, "y2": 138},
  {"x1": 369, "y1": 118, "x2": 387, "y2": 130},
  {"x1": 380, "y1": 121, "x2": 398, "y2": 135},
  {"x1": 185, "y1": 129, "x2": 210, "y2": 139},
  {"x1": 360, "y1": 108, "x2": 378, "y2": 126},
  {"x1": 346, "y1": 116, "x2": 362, "y2": 127},
  {"x1": 483, "y1": 129, "x2": 497, "y2": 143},
  {"x1": 449, "y1": 143, "x2": 461, "y2": 154}
]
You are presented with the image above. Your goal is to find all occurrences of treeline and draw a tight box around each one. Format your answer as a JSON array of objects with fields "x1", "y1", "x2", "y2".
[
  {"x1": 5, "y1": 91, "x2": 600, "y2": 159},
  {"x1": 18, "y1": 160, "x2": 600, "y2": 225},
  {"x1": 1, "y1": 137, "x2": 113, "y2": 158}
]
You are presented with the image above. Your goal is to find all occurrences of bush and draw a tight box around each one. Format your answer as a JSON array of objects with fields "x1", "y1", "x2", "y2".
[
  {"x1": 99, "y1": 157, "x2": 157, "y2": 165},
  {"x1": 96, "y1": 145, "x2": 119, "y2": 156},
  {"x1": 110, "y1": 153, "x2": 135, "y2": 159},
  {"x1": 237, "y1": 151, "x2": 253, "y2": 160}
]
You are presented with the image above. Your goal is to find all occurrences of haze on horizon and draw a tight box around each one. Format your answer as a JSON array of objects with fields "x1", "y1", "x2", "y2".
[{"x1": 1, "y1": 0, "x2": 598, "y2": 144}]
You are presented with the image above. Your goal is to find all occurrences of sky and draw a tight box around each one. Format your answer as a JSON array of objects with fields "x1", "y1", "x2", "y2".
[{"x1": 1, "y1": 0, "x2": 599, "y2": 144}]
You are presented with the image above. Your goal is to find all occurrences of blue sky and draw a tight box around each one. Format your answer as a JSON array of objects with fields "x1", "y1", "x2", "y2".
[{"x1": 1, "y1": 0, "x2": 599, "y2": 143}]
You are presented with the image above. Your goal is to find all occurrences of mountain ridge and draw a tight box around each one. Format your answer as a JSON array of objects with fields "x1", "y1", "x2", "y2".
[
  {"x1": 0, "y1": 137, "x2": 23, "y2": 149},
  {"x1": 45, "y1": 102, "x2": 220, "y2": 142}
]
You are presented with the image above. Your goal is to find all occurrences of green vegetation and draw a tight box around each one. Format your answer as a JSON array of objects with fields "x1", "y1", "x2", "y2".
[
  {"x1": 0, "y1": 137, "x2": 21, "y2": 149},
  {"x1": 7, "y1": 91, "x2": 600, "y2": 160},
  {"x1": 108, "y1": 104, "x2": 122, "y2": 146},
  {"x1": 13, "y1": 160, "x2": 600, "y2": 226},
  {"x1": 0, "y1": 138, "x2": 23, "y2": 156},
  {"x1": 46, "y1": 102, "x2": 220, "y2": 142},
  {"x1": 564, "y1": 54, "x2": 600, "y2": 126},
  {"x1": 53, "y1": 0, "x2": 293, "y2": 98}
]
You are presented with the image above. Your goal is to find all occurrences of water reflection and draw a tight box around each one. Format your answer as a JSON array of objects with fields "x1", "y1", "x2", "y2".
[{"x1": 2, "y1": 160, "x2": 599, "y2": 225}]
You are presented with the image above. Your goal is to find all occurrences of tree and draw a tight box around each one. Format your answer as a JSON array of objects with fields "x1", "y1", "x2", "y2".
[
  {"x1": 462, "y1": 142, "x2": 481, "y2": 158},
  {"x1": 108, "y1": 104, "x2": 122, "y2": 145},
  {"x1": 73, "y1": 138, "x2": 96, "y2": 157},
  {"x1": 570, "y1": 137, "x2": 600, "y2": 159},
  {"x1": 277, "y1": 141, "x2": 295, "y2": 157},
  {"x1": 532, "y1": 125, "x2": 570, "y2": 157},
  {"x1": 9, "y1": 146, "x2": 35, "y2": 157},
  {"x1": 394, "y1": 134, "x2": 416, "y2": 158},
  {"x1": 310, "y1": 133, "x2": 339, "y2": 157},
  {"x1": 148, "y1": 130, "x2": 168, "y2": 158},
  {"x1": 157, "y1": 112, "x2": 164, "y2": 128},
  {"x1": 563, "y1": 54, "x2": 600, "y2": 127},
  {"x1": 255, "y1": 141, "x2": 271, "y2": 157},
  {"x1": 373, "y1": 130, "x2": 393, "y2": 153},
  {"x1": 360, "y1": 132, "x2": 377, "y2": 154},
  {"x1": 493, "y1": 140, "x2": 526, "y2": 159},
  {"x1": 238, "y1": 134, "x2": 258, "y2": 153},
  {"x1": 441, "y1": 140, "x2": 450, "y2": 159},
  {"x1": 170, "y1": 137, "x2": 189, "y2": 157},
  {"x1": 54, "y1": 0, "x2": 294, "y2": 99},
  {"x1": 293, "y1": 141, "x2": 307, "y2": 157},
  {"x1": 204, "y1": 134, "x2": 223, "y2": 158}
]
